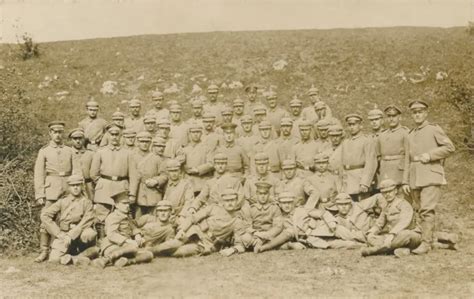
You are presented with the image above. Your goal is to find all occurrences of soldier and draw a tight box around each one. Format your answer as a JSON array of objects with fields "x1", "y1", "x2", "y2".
[
  {"x1": 367, "y1": 107, "x2": 385, "y2": 138},
  {"x1": 303, "y1": 153, "x2": 342, "y2": 211},
  {"x1": 250, "y1": 120, "x2": 280, "y2": 177},
  {"x1": 204, "y1": 84, "x2": 225, "y2": 125},
  {"x1": 221, "y1": 106, "x2": 237, "y2": 126},
  {"x1": 90, "y1": 123, "x2": 138, "y2": 239},
  {"x1": 243, "y1": 152, "x2": 280, "y2": 204},
  {"x1": 244, "y1": 83, "x2": 261, "y2": 116},
  {"x1": 292, "y1": 120, "x2": 320, "y2": 178},
  {"x1": 376, "y1": 105, "x2": 410, "y2": 189},
  {"x1": 302, "y1": 85, "x2": 320, "y2": 124},
  {"x1": 156, "y1": 118, "x2": 185, "y2": 162},
  {"x1": 236, "y1": 115, "x2": 258, "y2": 153},
  {"x1": 340, "y1": 114, "x2": 377, "y2": 201},
  {"x1": 276, "y1": 159, "x2": 305, "y2": 206},
  {"x1": 406, "y1": 100, "x2": 455, "y2": 254},
  {"x1": 92, "y1": 191, "x2": 153, "y2": 268},
  {"x1": 135, "y1": 200, "x2": 176, "y2": 249},
  {"x1": 327, "y1": 124, "x2": 344, "y2": 174},
  {"x1": 288, "y1": 97, "x2": 305, "y2": 140},
  {"x1": 191, "y1": 153, "x2": 243, "y2": 211},
  {"x1": 182, "y1": 123, "x2": 214, "y2": 195},
  {"x1": 201, "y1": 113, "x2": 224, "y2": 153},
  {"x1": 143, "y1": 115, "x2": 158, "y2": 137},
  {"x1": 69, "y1": 128, "x2": 94, "y2": 201},
  {"x1": 251, "y1": 104, "x2": 269, "y2": 136},
  {"x1": 150, "y1": 137, "x2": 170, "y2": 173},
  {"x1": 215, "y1": 122, "x2": 250, "y2": 179},
  {"x1": 314, "y1": 119, "x2": 332, "y2": 154},
  {"x1": 169, "y1": 104, "x2": 189, "y2": 147},
  {"x1": 34, "y1": 121, "x2": 78, "y2": 262},
  {"x1": 41, "y1": 175, "x2": 98, "y2": 265},
  {"x1": 362, "y1": 179, "x2": 421, "y2": 257},
  {"x1": 186, "y1": 99, "x2": 204, "y2": 126},
  {"x1": 99, "y1": 111, "x2": 125, "y2": 147},
  {"x1": 162, "y1": 159, "x2": 194, "y2": 220},
  {"x1": 232, "y1": 97, "x2": 246, "y2": 126},
  {"x1": 265, "y1": 91, "x2": 288, "y2": 136},
  {"x1": 221, "y1": 182, "x2": 283, "y2": 256},
  {"x1": 133, "y1": 131, "x2": 166, "y2": 218},
  {"x1": 124, "y1": 99, "x2": 144, "y2": 133},
  {"x1": 146, "y1": 90, "x2": 169, "y2": 121},
  {"x1": 314, "y1": 101, "x2": 340, "y2": 127},
  {"x1": 122, "y1": 129, "x2": 137, "y2": 151},
  {"x1": 78, "y1": 100, "x2": 107, "y2": 151},
  {"x1": 276, "y1": 117, "x2": 298, "y2": 163}
]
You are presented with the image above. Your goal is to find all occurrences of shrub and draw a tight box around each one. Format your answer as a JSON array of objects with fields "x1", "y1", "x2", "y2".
[{"x1": 18, "y1": 33, "x2": 40, "y2": 60}]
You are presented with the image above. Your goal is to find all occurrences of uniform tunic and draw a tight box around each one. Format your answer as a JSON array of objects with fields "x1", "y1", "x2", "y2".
[
  {"x1": 243, "y1": 174, "x2": 280, "y2": 204},
  {"x1": 193, "y1": 173, "x2": 243, "y2": 210},
  {"x1": 292, "y1": 139, "x2": 320, "y2": 178},
  {"x1": 72, "y1": 147, "x2": 94, "y2": 200},
  {"x1": 124, "y1": 116, "x2": 145, "y2": 133},
  {"x1": 303, "y1": 172, "x2": 341, "y2": 209},
  {"x1": 250, "y1": 138, "x2": 281, "y2": 174},
  {"x1": 376, "y1": 126, "x2": 410, "y2": 186},
  {"x1": 163, "y1": 179, "x2": 194, "y2": 216},
  {"x1": 146, "y1": 108, "x2": 170, "y2": 122},
  {"x1": 182, "y1": 141, "x2": 214, "y2": 193},
  {"x1": 276, "y1": 176, "x2": 306, "y2": 206},
  {"x1": 266, "y1": 107, "x2": 288, "y2": 135},
  {"x1": 133, "y1": 151, "x2": 167, "y2": 207},
  {"x1": 78, "y1": 117, "x2": 108, "y2": 149},
  {"x1": 215, "y1": 143, "x2": 249, "y2": 176}
]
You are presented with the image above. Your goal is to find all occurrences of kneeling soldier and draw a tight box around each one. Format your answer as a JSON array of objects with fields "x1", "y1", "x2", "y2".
[
  {"x1": 92, "y1": 191, "x2": 153, "y2": 268},
  {"x1": 41, "y1": 175, "x2": 98, "y2": 265}
]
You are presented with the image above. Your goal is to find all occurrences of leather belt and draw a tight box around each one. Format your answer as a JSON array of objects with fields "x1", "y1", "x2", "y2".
[
  {"x1": 100, "y1": 174, "x2": 128, "y2": 181},
  {"x1": 46, "y1": 171, "x2": 71, "y2": 177},
  {"x1": 343, "y1": 164, "x2": 365, "y2": 170},
  {"x1": 382, "y1": 155, "x2": 404, "y2": 161}
]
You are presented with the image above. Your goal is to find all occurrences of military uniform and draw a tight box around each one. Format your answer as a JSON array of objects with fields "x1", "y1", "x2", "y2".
[
  {"x1": 70, "y1": 131, "x2": 95, "y2": 200},
  {"x1": 243, "y1": 153, "x2": 280, "y2": 204},
  {"x1": 146, "y1": 91, "x2": 170, "y2": 121},
  {"x1": 78, "y1": 101, "x2": 108, "y2": 151},
  {"x1": 169, "y1": 104, "x2": 189, "y2": 147},
  {"x1": 276, "y1": 160, "x2": 305, "y2": 206},
  {"x1": 124, "y1": 99, "x2": 145, "y2": 133},
  {"x1": 292, "y1": 121, "x2": 320, "y2": 178},
  {"x1": 99, "y1": 111, "x2": 125, "y2": 147},
  {"x1": 376, "y1": 127, "x2": 410, "y2": 187},
  {"x1": 265, "y1": 92, "x2": 288, "y2": 135},
  {"x1": 216, "y1": 123, "x2": 250, "y2": 178},
  {"x1": 162, "y1": 160, "x2": 195, "y2": 218},
  {"x1": 250, "y1": 121, "x2": 281, "y2": 175},
  {"x1": 135, "y1": 201, "x2": 175, "y2": 247}
]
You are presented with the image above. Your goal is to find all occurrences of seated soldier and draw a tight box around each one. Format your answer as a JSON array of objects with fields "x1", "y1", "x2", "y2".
[
  {"x1": 92, "y1": 191, "x2": 153, "y2": 268},
  {"x1": 151, "y1": 187, "x2": 246, "y2": 258},
  {"x1": 221, "y1": 182, "x2": 283, "y2": 256},
  {"x1": 362, "y1": 179, "x2": 421, "y2": 257},
  {"x1": 135, "y1": 200, "x2": 176, "y2": 249},
  {"x1": 41, "y1": 175, "x2": 98, "y2": 265}
]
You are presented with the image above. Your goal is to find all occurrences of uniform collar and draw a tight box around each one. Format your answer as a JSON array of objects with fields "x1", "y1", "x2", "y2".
[
  {"x1": 108, "y1": 144, "x2": 122, "y2": 151},
  {"x1": 168, "y1": 180, "x2": 180, "y2": 187},
  {"x1": 49, "y1": 141, "x2": 64, "y2": 148},
  {"x1": 73, "y1": 147, "x2": 86, "y2": 154},
  {"x1": 416, "y1": 120, "x2": 430, "y2": 130},
  {"x1": 351, "y1": 133, "x2": 363, "y2": 140},
  {"x1": 389, "y1": 125, "x2": 402, "y2": 132},
  {"x1": 225, "y1": 141, "x2": 235, "y2": 148},
  {"x1": 255, "y1": 202, "x2": 271, "y2": 210}
]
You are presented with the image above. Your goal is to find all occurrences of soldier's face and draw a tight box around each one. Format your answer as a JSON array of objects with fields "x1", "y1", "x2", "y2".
[
  {"x1": 152, "y1": 144, "x2": 165, "y2": 155},
  {"x1": 124, "y1": 136, "x2": 135, "y2": 146},
  {"x1": 153, "y1": 98, "x2": 163, "y2": 109},
  {"x1": 242, "y1": 122, "x2": 253, "y2": 132},
  {"x1": 71, "y1": 137, "x2": 84, "y2": 149},
  {"x1": 279, "y1": 201, "x2": 294, "y2": 214},
  {"x1": 370, "y1": 117, "x2": 383, "y2": 131},
  {"x1": 411, "y1": 109, "x2": 427, "y2": 125},
  {"x1": 299, "y1": 127, "x2": 311, "y2": 140},
  {"x1": 316, "y1": 108, "x2": 326, "y2": 119},
  {"x1": 387, "y1": 113, "x2": 401, "y2": 128},
  {"x1": 267, "y1": 99, "x2": 277, "y2": 108},
  {"x1": 314, "y1": 162, "x2": 328, "y2": 173},
  {"x1": 280, "y1": 124, "x2": 292, "y2": 136},
  {"x1": 330, "y1": 134, "x2": 343, "y2": 146},
  {"x1": 192, "y1": 107, "x2": 203, "y2": 117},
  {"x1": 113, "y1": 119, "x2": 124, "y2": 127},
  {"x1": 247, "y1": 91, "x2": 257, "y2": 101},
  {"x1": 254, "y1": 113, "x2": 265, "y2": 122},
  {"x1": 158, "y1": 127, "x2": 170, "y2": 138},
  {"x1": 309, "y1": 95, "x2": 320, "y2": 103},
  {"x1": 49, "y1": 129, "x2": 64, "y2": 144},
  {"x1": 203, "y1": 121, "x2": 214, "y2": 131},
  {"x1": 189, "y1": 130, "x2": 202, "y2": 143},
  {"x1": 130, "y1": 106, "x2": 141, "y2": 116},
  {"x1": 259, "y1": 128, "x2": 271, "y2": 139},
  {"x1": 347, "y1": 121, "x2": 362, "y2": 135},
  {"x1": 318, "y1": 128, "x2": 329, "y2": 139},
  {"x1": 214, "y1": 161, "x2": 227, "y2": 174},
  {"x1": 223, "y1": 114, "x2": 233, "y2": 123},
  {"x1": 283, "y1": 168, "x2": 296, "y2": 179},
  {"x1": 222, "y1": 197, "x2": 237, "y2": 211},
  {"x1": 138, "y1": 140, "x2": 151, "y2": 151},
  {"x1": 256, "y1": 163, "x2": 268, "y2": 175},
  {"x1": 291, "y1": 106, "x2": 302, "y2": 116},
  {"x1": 69, "y1": 183, "x2": 82, "y2": 197},
  {"x1": 110, "y1": 131, "x2": 122, "y2": 146},
  {"x1": 87, "y1": 108, "x2": 98, "y2": 118},
  {"x1": 234, "y1": 105, "x2": 244, "y2": 115},
  {"x1": 223, "y1": 131, "x2": 235, "y2": 143},
  {"x1": 170, "y1": 111, "x2": 181, "y2": 122},
  {"x1": 382, "y1": 189, "x2": 397, "y2": 202},
  {"x1": 144, "y1": 122, "x2": 156, "y2": 132},
  {"x1": 337, "y1": 202, "x2": 352, "y2": 216},
  {"x1": 157, "y1": 209, "x2": 171, "y2": 222},
  {"x1": 168, "y1": 169, "x2": 180, "y2": 181},
  {"x1": 256, "y1": 190, "x2": 270, "y2": 205},
  {"x1": 209, "y1": 92, "x2": 218, "y2": 101},
  {"x1": 116, "y1": 202, "x2": 130, "y2": 214}
]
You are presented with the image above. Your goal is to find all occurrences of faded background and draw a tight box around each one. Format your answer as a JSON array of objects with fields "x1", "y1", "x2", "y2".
[{"x1": 1, "y1": 0, "x2": 473, "y2": 43}]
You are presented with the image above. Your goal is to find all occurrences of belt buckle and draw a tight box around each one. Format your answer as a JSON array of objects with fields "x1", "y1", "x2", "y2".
[
  {"x1": 59, "y1": 171, "x2": 66, "y2": 176},
  {"x1": 112, "y1": 176, "x2": 118, "y2": 181}
]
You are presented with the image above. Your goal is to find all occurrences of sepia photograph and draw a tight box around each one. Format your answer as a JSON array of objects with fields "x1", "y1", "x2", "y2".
[{"x1": 0, "y1": 0, "x2": 473, "y2": 297}]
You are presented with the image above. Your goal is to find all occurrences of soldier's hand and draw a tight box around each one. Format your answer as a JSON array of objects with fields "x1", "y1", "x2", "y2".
[
  {"x1": 129, "y1": 195, "x2": 136, "y2": 204},
  {"x1": 36, "y1": 197, "x2": 45, "y2": 206},
  {"x1": 187, "y1": 168, "x2": 199, "y2": 175},
  {"x1": 125, "y1": 239, "x2": 139, "y2": 248},
  {"x1": 219, "y1": 248, "x2": 236, "y2": 257},
  {"x1": 359, "y1": 185, "x2": 369, "y2": 193},
  {"x1": 420, "y1": 153, "x2": 431, "y2": 163},
  {"x1": 401, "y1": 184, "x2": 411, "y2": 195},
  {"x1": 145, "y1": 179, "x2": 158, "y2": 188}
]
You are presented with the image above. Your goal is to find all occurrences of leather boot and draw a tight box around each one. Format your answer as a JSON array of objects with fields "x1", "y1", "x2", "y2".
[
  {"x1": 34, "y1": 232, "x2": 50, "y2": 263},
  {"x1": 79, "y1": 246, "x2": 100, "y2": 259},
  {"x1": 150, "y1": 239, "x2": 184, "y2": 256},
  {"x1": 433, "y1": 241, "x2": 458, "y2": 251},
  {"x1": 92, "y1": 257, "x2": 110, "y2": 269},
  {"x1": 95, "y1": 223, "x2": 106, "y2": 245},
  {"x1": 108, "y1": 245, "x2": 138, "y2": 262},
  {"x1": 435, "y1": 232, "x2": 459, "y2": 245},
  {"x1": 125, "y1": 250, "x2": 154, "y2": 266},
  {"x1": 412, "y1": 242, "x2": 432, "y2": 255},
  {"x1": 361, "y1": 245, "x2": 389, "y2": 257}
]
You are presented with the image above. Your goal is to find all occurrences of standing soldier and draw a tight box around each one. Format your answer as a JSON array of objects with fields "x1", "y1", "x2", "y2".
[
  {"x1": 250, "y1": 120, "x2": 280, "y2": 177},
  {"x1": 340, "y1": 114, "x2": 377, "y2": 201},
  {"x1": 143, "y1": 115, "x2": 158, "y2": 137},
  {"x1": 100, "y1": 111, "x2": 125, "y2": 147},
  {"x1": 156, "y1": 118, "x2": 185, "y2": 162},
  {"x1": 302, "y1": 85, "x2": 320, "y2": 124},
  {"x1": 186, "y1": 99, "x2": 204, "y2": 127},
  {"x1": 327, "y1": 124, "x2": 344, "y2": 174},
  {"x1": 34, "y1": 121, "x2": 78, "y2": 262},
  {"x1": 69, "y1": 128, "x2": 94, "y2": 201},
  {"x1": 237, "y1": 115, "x2": 258, "y2": 153},
  {"x1": 133, "y1": 132, "x2": 166, "y2": 218},
  {"x1": 146, "y1": 91, "x2": 169, "y2": 121},
  {"x1": 78, "y1": 100, "x2": 107, "y2": 151},
  {"x1": 243, "y1": 152, "x2": 280, "y2": 204},
  {"x1": 182, "y1": 123, "x2": 215, "y2": 196},
  {"x1": 367, "y1": 107, "x2": 385, "y2": 138},
  {"x1": 276, "y1": 159, "x2": 305, "y2": 206},
  {"x1": 221, "y1": 106, "x2": 239, "y2": 130},
  {"x1": 276, "y1": 117, "x2": 298, "y2": 163},
  {"x1": 244, "y1": 83, "x2": 261, "y2": 116},
  {"x1": 201, "y1": 113, "x2": 224, "y2": 153},
  {"x1": 406, "y1": 100, "x2": 455, "y2": 254},
  {"x1": 265, "y1": 91, "x2": 288, "y2": 136},
  {"x1": 204, "y1": 84, "x2": 225, "y2": 126},
  {"x1": 288, "y1": 97, "x2": 305, "y2": 140},
  {"x1": 251, "y1": 105, "x2": 269, "y2": 136},
  {"x1": 376, "y1": 105, "x2": 410, "y2": 189},
  {"x1": 292, "y1": 120, "x2": 320, "y2": 178},
  {"x1": 40, "y1": 175, "x2": 97, "y2": 265},
  {"x1": 314, "y1": 119, "x2": 333, "y2": 154},
  {"x1": 232, "y1": 97, "x2": 246, "y2": 128},
  {"x1": 169, "y1": 104, "x2": 189, "y2": 147},
  {"x1": 90, "y1": 123, "x2": 138, "y2": 239},
  {"x1": 216, "y1": 122, "x2": 250, "y2": 180},
  {"x1": 124, "y1": 99, "x2": 144, "y2": 133},
  {"x1": 122, "y1": 129, "x2": 137, "y2": 152}
]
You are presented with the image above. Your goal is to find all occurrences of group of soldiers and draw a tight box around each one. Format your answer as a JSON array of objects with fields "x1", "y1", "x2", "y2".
[{"x1": 33, "y1": 83, "x2": 459, "y2": 268}]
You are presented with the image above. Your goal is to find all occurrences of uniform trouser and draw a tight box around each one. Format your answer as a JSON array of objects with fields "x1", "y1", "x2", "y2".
[
  {"x1": 49, "y1": 227, "x2": 97, "y2": 262},
  {"x1": 103, "y1": 244, "x2": 138, "y2": 260},
  {"x1": 95, "y1": 203, "x2": 113, "y2": 223},
  {"x1": 84, "y1": 182, "x2": 94, "y2": 202},
  {"x1": 335, "y1": 225, "x2": 367, "y2": 243},
  {"x1": 410, "y1": 186, "x2": 440, "y2": 244},
  {"x1": 367, "y1": 230, "x2": 421, "y2": 251},
  {"x1": 143, "y1": 226, "x2": 175, "y2": 247},
  {"x1": 38, "y1": 201, "x2": 54, "y2": 252}
]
